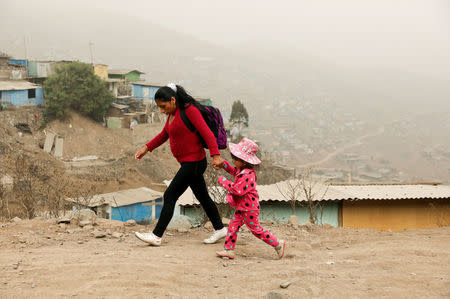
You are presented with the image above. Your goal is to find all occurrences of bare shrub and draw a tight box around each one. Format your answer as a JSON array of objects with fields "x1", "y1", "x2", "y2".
[
  {"x1": 298, "y1": 168, "x2": 329, "y2": 224},
  {"x1": 276, "y1": 179, "x2": 302, "y2": 215},
  {"x1": 0, "y1": 185, "x2": 11, "y2": 220}
]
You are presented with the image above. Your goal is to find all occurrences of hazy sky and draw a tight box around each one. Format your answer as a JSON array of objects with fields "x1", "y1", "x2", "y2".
[
  {"x1": 107, "y1": 0, "x2": 450, "y2": 75},
  {"x1": 1, "y1": 0, "x2": 449, "y2": 77}
]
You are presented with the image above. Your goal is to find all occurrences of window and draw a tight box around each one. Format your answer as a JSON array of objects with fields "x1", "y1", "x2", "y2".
[{"x1": 28, "y1": 89, "x2": 36, "y2": 98}]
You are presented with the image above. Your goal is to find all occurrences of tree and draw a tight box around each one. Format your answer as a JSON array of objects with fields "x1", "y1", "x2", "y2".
[
  {"x1": 229, "y1": 100, "x2": 249, "y2": 127},
  {"x1": 43, "y1": 62, "x2": 113, "y2": 121}
]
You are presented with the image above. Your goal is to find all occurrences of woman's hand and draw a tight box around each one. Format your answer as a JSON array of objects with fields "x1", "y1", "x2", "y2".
[
  {"x1": 134, "y1": 146, "x2": 149, "y2": 161},
  {"x1": 211, "y1": 155, "x2": 224, "y2": 170}
]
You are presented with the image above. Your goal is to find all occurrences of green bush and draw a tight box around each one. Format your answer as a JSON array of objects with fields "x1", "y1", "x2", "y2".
[{"x1": 43, "y1": 62, "x2": 113, "y2": 122}]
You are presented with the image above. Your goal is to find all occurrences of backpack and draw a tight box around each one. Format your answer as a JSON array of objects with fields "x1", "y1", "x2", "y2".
[{"x1": 180, "y1": 103, "x2": 227, "y2": 149}]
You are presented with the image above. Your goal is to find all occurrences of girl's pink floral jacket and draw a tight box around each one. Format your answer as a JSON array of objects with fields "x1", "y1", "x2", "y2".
[{"x1": 217, "y1": 160, "x2": 260, "y2": 211}]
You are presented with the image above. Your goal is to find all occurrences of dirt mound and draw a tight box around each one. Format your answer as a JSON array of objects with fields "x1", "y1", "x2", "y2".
[{"x1": 45, "y1": 110, "x2": 132, "y2": 160}]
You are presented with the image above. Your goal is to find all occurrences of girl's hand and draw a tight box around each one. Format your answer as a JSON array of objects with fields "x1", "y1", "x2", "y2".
[
  {"x1": 134, "y1": 146, "x2": 149, "y2": 161},
  {"x1": 212, "y1": 155, "x2": 224, "y2": 170}
]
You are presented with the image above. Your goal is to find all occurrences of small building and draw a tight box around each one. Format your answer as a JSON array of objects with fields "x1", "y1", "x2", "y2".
[
  {"x1": 106, "y1": 78, "x2": 121, "y2": 97},
  {"x1": 336, "y1": 183, "x2": 450, "y2": 231},
  {"x1": 0, "y1": 80, "x2": 44, "y2": 106},
  {"x1": 27, "y1": 60, "x2": 53, "y2": 84},
  {"x1": 67, "y1": 187, "x2": 164, "y2": 224},
  {"x1": 131, "y1": 82, "x2": 163, "y2": 103},
  {"x1": 0, "y1": 53, "x2": 27, "y2": 80},
  {"x1": 27, "y1": 60, "x2": 74, "y2": 84},
  {"x1": 93, "y1": 64, "x2": 108, "y2": 80},
  {"x1": 108, "y1": 69, "x2": 145, "y2": 83}
]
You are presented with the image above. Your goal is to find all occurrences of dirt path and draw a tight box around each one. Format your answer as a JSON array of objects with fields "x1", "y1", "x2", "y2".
[{"x1": 0, "y1": 219, "x2": 449, "y2": 298}]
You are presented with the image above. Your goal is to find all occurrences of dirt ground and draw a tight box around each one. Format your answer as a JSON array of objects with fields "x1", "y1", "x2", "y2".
[{"x1": 0, "y1": 218, "x2": 449, "y2": 298}]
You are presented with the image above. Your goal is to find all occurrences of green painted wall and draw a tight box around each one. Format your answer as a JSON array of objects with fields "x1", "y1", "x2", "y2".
[
  {"x1": 124, "y1": 71, "x2": 141, "y2": 82},
  {"x1": 181, "y1": 201, "x2": 340, "y2": 227},
  {"x1": 107, "y1": 117, "x2": 122, "y2": 129},
  {"x1": 108, "y1": 71, "x2": 141, "y2": 82},
  {"x1": 259, "y1": 201, "x2": 339, "y2": 227}
]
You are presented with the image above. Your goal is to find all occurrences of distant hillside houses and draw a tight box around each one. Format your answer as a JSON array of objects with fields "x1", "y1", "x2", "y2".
[{"x1": 0, "y1": 53, "x2": 216, "y2": 127}]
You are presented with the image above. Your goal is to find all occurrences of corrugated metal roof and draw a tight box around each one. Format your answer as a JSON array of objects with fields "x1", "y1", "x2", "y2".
[
  {"x1": 109, "y1": 69, "x2": 145, "y2": 75},
  {"x1": 67, "y1": 187, "x2": 163, "y2": 207},
  {"x1": 177, "y1": 181, "x2": 450, "y2": 206},
  {"x1": 132, "y1": 81, "x2": 164, "y2": 87},
  {"x1": 0, "y1": 80, "x2": 40, "y2": 91},
  {"x1": 111, "y1": 102, "x2": 128, "y2": 110},
  {"x1": 329, "y1": 184, "x2": 450, "y2": 200}
]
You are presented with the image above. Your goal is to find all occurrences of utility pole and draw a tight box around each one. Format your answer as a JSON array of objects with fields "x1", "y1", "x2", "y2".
[
  {"x1": 23, "y1": 36, "x2": 28, "y2": 60},
  {"x1": 89, "y1": 41, "x2": 94, "y2": 65}
]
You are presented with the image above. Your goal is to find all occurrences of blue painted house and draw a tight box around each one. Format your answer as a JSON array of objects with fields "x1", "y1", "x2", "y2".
[
  {"x1": 8, "y1": 59, "x2": 28, "y2": 67},
  {"x1": 0, "y1": 80, "x2": 44, "y2": 106},
  {"x1": 68, "y1": 187, "x2": 164, "y2": 224},
  {"x1": 132, "y1": 82, "x2": 163, "y2": 103}
]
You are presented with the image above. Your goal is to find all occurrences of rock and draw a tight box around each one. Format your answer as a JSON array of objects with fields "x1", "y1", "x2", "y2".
[
  {"x1": 78, "y1": 220, "x2": 92, "y2": 227},
  {"x1": 125, "y1": 220, "x2": 136, "y2": 226},
  {"x1": 59, "y1": 223, "x2": 67, "y2": 229},
  {"x1": 11, "y1": 217, "x2": 22, "y2": 223},
  {"x1": 167, "y1": 215, "x2": 192, "y2": 231},
  {"x1": 77, "y1": 240, "x2": 84, "y2": 244},
  {"x1": 82, "y1": 225, "x2": 94, "y2": 230},
  {"x1": 203, "y1": 221, "x2": 213, "y2": 229},
  {"x1": 111, "y1": 232, "x2": 123, "y2": 239},
  {"x1": 280, "y1": 281, "x2": 292, "y2": 289},
  {"x1": 266, "y1": 291, "x2": 288, "y2": 299},
  {"x1": 287, "y1": 215, "x2": 299, "y2": 226},
  {"x1": 92, "y1": 230, "x2": 106, "y2": 238},
  {"x1": 69, "y1": 209, "x2": 97, "y2": 224},
  {"x1": 177, "y1": 228, "x2": 188, "y2": 233},
  {"x1": 221, "y1": 218, "x2": 230, "y2": 225},
  {"x1": 326, "y1": 261, "x2": 335, "y2": 265}
]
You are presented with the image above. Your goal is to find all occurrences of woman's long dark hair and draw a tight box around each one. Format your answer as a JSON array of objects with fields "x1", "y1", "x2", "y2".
[{"x1": 154, "y1": 85, "x2": 200, "y2": 110}]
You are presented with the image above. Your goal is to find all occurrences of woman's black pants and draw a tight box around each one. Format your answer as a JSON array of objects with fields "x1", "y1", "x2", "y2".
[{"x1": 153, "y1": 158, "x2": 224, "y2": 237}]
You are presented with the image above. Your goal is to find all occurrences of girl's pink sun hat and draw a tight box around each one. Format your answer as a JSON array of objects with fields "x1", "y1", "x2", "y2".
[{"x1": 229, "y1": 138, "x2": 261, "y2": 165}]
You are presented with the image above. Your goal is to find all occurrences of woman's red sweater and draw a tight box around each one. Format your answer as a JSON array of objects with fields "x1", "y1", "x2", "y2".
[{"x1": 145, "y1": 105, "x2": 220, "y2": 163}]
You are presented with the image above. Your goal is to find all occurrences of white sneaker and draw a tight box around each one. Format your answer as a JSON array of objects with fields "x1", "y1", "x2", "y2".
[
  {"x1": 135, "y1": 232, "x2": 161, "y2": 246},
  {"x1": 203, "y1": 227, "x2": 227, "y2": 244}
]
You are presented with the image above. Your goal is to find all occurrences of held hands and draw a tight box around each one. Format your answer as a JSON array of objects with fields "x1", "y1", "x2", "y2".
[
  {"x1": 211, "y1": 155, "x2": 224, "y2": 170},
  {"x1": 134, "y1": 146, "x2": 149, "y2": 161}
]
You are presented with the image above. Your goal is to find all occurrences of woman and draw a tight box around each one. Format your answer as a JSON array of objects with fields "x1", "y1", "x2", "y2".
[{"x1": 134, "y1": 83, "x2": 227, "y2": 246}]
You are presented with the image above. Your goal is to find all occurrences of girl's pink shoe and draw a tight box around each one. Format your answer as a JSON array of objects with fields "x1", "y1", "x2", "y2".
[
  {"x1": 216, "y1": 249, "x2": 235, "y2": 259},
  {"x1": 275, "y1": 240, "x2": 286, "y2": 259}
]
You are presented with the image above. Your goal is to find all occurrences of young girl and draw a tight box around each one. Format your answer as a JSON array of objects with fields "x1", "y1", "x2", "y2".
[{"x1": 216, "y1": 138, "x2": 286, "y2": 259}]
